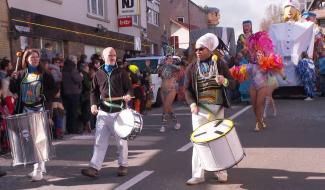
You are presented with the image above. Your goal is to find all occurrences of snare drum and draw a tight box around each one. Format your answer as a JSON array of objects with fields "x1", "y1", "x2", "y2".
[
  {"x1": 114, "y1": 109, "x2": 143, "y2": 140},
  {"x1": 6, "y1": 111, "x2": 55, "y2": 166},
  {"x1": 191, "y1": 119, "x2": 244, "y2": 171}
]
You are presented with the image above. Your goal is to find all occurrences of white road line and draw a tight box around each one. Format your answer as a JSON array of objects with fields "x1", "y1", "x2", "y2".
[
  {"x1": 228, "y1": 105, "x2": 252, "y2": 120},
  {"x1": 176, "y1": 105, "x2": 251, "y2": 152},
  {"x1": 177, "y1": 142, "x2": 193, "y2": 152},
  {"x1": 114, "y1": 171, "x2": 154, "y2": 190}
]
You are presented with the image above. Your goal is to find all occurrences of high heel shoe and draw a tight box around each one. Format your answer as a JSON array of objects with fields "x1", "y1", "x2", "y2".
[{"x1": 254, "y1": 122, "x2": 263, "y2": 132}]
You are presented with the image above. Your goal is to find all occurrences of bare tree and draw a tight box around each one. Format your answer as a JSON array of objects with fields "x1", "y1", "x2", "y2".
[{"x1": 260, "y1": 4, "x2": 283, "y2": 31}]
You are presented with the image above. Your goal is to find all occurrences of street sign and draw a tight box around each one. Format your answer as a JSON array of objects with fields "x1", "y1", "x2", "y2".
[
  {"x1": 118, "y1": 0, "x2": 140, "y2": 16},
  {"x1": 118, "y1": 17, "x2": 133, "y2": 27}
]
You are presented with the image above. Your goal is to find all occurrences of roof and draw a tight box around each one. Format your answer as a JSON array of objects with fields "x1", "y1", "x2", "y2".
[{"x1": 170, "y1": 19, "x2": 199, "y2": 30}]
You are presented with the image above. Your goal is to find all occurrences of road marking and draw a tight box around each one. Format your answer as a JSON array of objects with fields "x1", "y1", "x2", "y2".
[
  {"x1": 114, "y1": 171, "x2": 154, "y2": 190},
  {"x1": 228, "y1": 105, "x2": 252, "y2": 120},
  {"x1": 177, "y1": 105, "x2": 251, "y2": 152},
  {"x1": 177, "y1": 142, "x2": 193, "y2": 152},
  {"x1": 305, "y1": 176, "x2": 325, "y2": 180},
  {"x1": 272, "y1": 176, "x2": 289, "y2": 179}
]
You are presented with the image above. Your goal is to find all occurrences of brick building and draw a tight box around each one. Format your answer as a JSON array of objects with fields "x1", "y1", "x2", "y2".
[{"x1": 0, "y1": 0, "x2": 11, "y2": 58}]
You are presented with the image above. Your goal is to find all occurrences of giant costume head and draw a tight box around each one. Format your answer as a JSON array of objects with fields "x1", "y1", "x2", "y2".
[
  {"x1": 207, "y1": 7, "x2": 220, "y2": 26},
  {"x1": 283, "y1": 0, "x2": 301, "y2": 22},
  {"x1": 242, "y1": 20, "x2": 252, "y2": 35}
]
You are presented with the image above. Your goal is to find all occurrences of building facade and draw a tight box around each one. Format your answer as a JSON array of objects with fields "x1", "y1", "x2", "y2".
[
  {"x1": 7, "y1": 0, "x2": 150, "y2": 61},
  {"x1": 0, "y1": 0, "x2": 11, "y2": 58},
  {"x1": 159, "y1": 0, "x2": 207, "y2": 55}
]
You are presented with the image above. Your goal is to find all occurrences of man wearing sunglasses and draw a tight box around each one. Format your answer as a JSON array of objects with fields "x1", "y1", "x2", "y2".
[{"x1": 184, "y1": 33, "x2": 236, "y2": 185}]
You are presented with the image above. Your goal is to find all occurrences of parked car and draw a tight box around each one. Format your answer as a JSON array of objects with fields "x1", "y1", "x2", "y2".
[{"x1": 126, "y1": 56, "x2": 181, "y2": 106}]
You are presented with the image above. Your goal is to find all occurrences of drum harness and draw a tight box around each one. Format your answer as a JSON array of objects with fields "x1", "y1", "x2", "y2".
[
  {"x1": 100, "y1": 67, "x2": 124, "y2": 113},
  {"x1": 18, "y1": 70, "x2": 46, "y2": 112}
]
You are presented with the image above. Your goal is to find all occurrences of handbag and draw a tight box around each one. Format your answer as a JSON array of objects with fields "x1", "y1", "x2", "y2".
[{"x1": 222, "y1": 87, "x2": 231, "y2": 108}]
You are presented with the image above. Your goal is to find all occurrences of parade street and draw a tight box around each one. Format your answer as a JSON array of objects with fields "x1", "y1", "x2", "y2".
[{"x1": 1, "y1": 98, "x2": 325, "y2": 190}]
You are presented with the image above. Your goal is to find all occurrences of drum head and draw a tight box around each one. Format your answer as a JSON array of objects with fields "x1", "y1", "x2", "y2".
[
  {"x1": 114, "y1": 109, "x2": 135, "y2": 138},
  {"x1": 191, "y1": 119, "x2": 234, "y2": 143}
]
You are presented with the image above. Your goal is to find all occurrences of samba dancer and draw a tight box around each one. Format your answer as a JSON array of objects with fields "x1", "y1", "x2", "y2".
[
  {"x1": 184, "y1": 33, "x2": 235, "y2": 185},
  {"x1": 158, "y1": 55, "x2": 181, "y2": 132},
  {"x1": 230, "y1": 32, "x2": 286, "y2": 131},
  {"x1": 81, "y1": 47, "x2": 132, "y2": 178},
  {"x1": 10, "y1": 49, "x2": 57, "y2": 181}
]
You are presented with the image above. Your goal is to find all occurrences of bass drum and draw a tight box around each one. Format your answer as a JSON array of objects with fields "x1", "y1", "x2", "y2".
[{"x1": 191, "y1": 119, "x2": 244, "y2": 171}]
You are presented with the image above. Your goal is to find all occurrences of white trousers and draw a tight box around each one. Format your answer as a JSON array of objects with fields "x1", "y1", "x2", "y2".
[
  {"x1": 23, "y1": 106, "x2": 46, "y2": 174},
  {"x1": 89, "y1": 110, "x2": 128, "y2": 171},
  {"x1": 191, "y1": 105, "x2": 224, "y2": 179}
]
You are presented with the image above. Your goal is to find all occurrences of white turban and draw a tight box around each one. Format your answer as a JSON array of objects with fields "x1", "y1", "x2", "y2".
[
  {"x1": 195, "y1": 33, "x2": 219, "y2": 52},
  {"x1": 283, "y1": 0, "x2": 300, "y2": 11}
]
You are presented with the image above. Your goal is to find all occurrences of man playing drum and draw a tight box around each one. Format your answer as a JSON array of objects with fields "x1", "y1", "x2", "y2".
[
  {"x1": 81, "y1": 47, "x2": 133, "y2": 178},
  {"x1": 184, "y1": 33, "x2": 236, "y2": 185}
]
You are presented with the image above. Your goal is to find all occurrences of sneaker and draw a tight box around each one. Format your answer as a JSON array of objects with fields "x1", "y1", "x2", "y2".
[
  {"x1": 31, "y1": 171, "x2": 43, "y2": 181},
  {"x1": 28, "y1": 171, "x2": 46, "y2": 178},
  {"x1": 174, "y1": 123, "x2": 181, "y2": 130},
  {"x1": 304, "y1": 97, "x2": 314, "y2": 101},
  {"x1": 117, "y1": 166, "x2": 128, "y2": 176},
  {"x1": 215, "y1": 170, "x2": 228, "y2": 183},
  {"x1": 162, "y1": 114, "x2": 167, "y2": 123},
  {"x1": 81, "y1": 167, "x2": 98, "y2": 178},
  {"x1": 160, "y1": 126, "x2": 166, "y2": 133},
  {"x1": 170, "y1": 112, "x2": 177, "y2": 121},
  {"x1": 186, "y1": 177, "x2": 205, "y2": 185}
]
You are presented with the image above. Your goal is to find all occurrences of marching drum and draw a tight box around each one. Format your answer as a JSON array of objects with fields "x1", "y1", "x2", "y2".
[
  {"x1": 6, "y1": 111, "x2": 55, "y2": 166},
  {"x1": 191, "y1": 119, "x2": 244, "y2": 171},
  {"x1": 114, "y1": 109, "x2": 143, "y2": 140}
]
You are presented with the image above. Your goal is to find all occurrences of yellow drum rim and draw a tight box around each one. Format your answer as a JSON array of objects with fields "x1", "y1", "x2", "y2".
[{"x1": 191, "y1": 119, "x2": 234, "y2": 143}]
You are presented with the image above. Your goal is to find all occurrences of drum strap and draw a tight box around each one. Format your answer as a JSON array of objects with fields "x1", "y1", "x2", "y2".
[
  {"x1": 102, "y1": 101, "x2": 123, "y2": 109},
  {"x1": 198, "y1": 103, "x2": 222, "y2": 118}
]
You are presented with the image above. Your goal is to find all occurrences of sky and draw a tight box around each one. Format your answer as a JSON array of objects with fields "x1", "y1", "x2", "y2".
[{"x1": 191, "y1": 0, "x2": 284, "y2": 39}]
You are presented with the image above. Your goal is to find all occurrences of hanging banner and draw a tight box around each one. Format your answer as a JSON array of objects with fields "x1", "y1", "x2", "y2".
[{"x1": 118, "y1": 0, "x2": 139, "y2": 16}]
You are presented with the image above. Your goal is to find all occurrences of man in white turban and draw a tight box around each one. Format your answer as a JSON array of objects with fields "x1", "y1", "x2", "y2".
[
  {"x1": 195, "y1": 33, "x2": 219, "y2": 52},
  {"x1": 184, "y1": 33, "x2": 236, "y2": 185}
]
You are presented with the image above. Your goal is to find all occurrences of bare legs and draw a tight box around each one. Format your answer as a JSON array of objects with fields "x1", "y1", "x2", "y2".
[{"x1": 250, "y1": 86, "x2": 269, "y2": 131}]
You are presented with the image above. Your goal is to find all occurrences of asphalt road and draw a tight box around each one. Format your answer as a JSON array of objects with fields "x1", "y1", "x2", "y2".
[{"x1": 1, "y1": 98, "x2": 325, "y2": 190}]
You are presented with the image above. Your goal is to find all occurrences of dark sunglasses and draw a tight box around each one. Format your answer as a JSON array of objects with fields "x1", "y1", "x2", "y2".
[{"x1": 195, "y1": 47, "x2": 206, "y2": 52}]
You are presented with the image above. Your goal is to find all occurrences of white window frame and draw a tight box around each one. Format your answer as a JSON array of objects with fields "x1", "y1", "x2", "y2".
[
  {"x1": 147, "y1": 8, "x2": 159, "y2": 26},
  {"x1": 132, "y1": 15, "x2": 139, "y2": 26},
  {"x1": 88, "y1": 0, "x2": 105, "y2": 18}
]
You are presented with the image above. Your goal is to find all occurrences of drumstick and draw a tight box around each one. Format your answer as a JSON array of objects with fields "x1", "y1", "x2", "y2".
[
  {"x1": 15, "y1": 51, "x2": 23, "y2": 72},
  {"x1": 103, "y1": 96, "x2": 135, "y2": 101}
]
